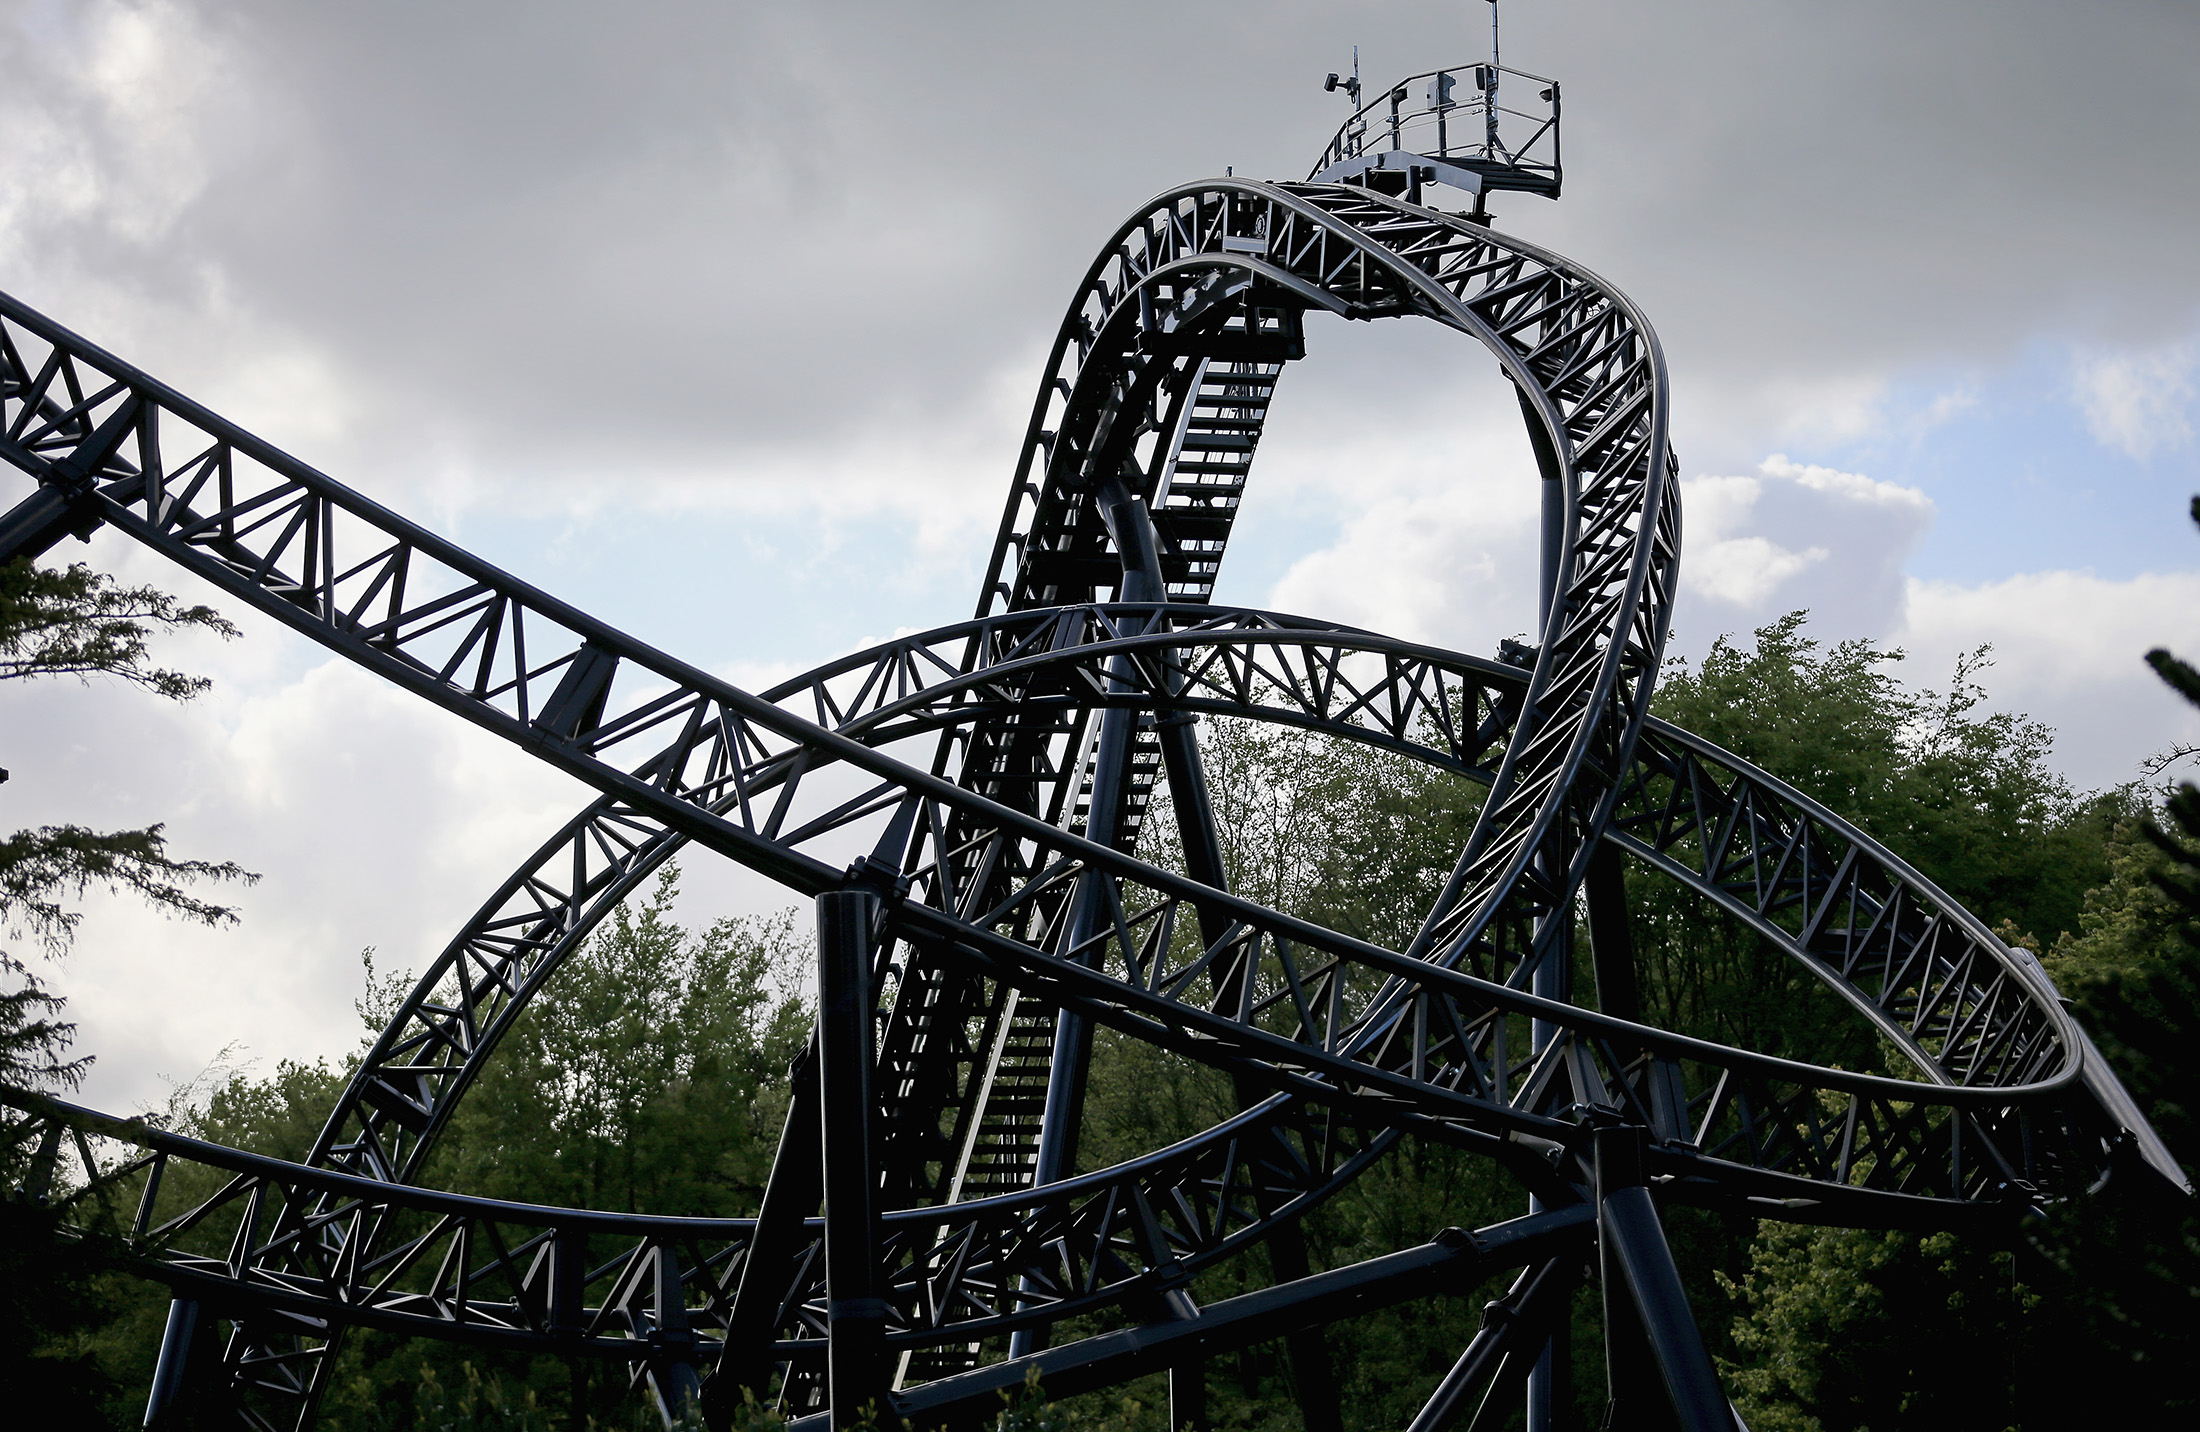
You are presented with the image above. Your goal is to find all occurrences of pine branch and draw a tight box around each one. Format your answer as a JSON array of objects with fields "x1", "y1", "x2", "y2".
[
  {"x1": 2146, "y1": 648, "x2": 2200, "y2": 710},
  {"x1": 0, "y1": 558, "x2": 237, "y2": 699},
  {"x1": 0, "y1": 955, "x2": 90, "y2": 1091},
  {"x1": 0, "y1": 824, "x2": 257, "y2": 958}
]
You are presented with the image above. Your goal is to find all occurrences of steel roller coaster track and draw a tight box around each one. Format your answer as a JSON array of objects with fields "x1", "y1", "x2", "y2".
[{"x1": 0, "y1": 67, "x2": 2183, "y2": 1432}]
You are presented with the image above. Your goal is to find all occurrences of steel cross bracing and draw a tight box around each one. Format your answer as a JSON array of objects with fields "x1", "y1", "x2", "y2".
[
  {"x1": 0, "y1": 159, "x2": 2177, "y2": 1432},
  {"x1": 0, "y1": 176, "x2": 1681, "y2": 1426},
  {"x1": 253, "y1": 610, "x2": 2189, "y2": 1216},
  {"x1": 312, "y1": 602, "x2": 2153, "y2": 1229},
  {"x1": 0, "y1": 1082, "x2": 1586, "y2": 1419},
  {"x1": 0, "y1": 611, "x2": 2166, "y2": 1421}
]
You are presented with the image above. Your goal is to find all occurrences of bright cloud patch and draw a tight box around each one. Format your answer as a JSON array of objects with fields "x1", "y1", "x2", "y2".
[
  {"x1": 1689, "y1": 531, "x2": 1830, "y2": 607},
  {"x1": 1674, "y1": 455, "x2": 1934, "y2": 642},
  {"x1": 2072, "y1": 340, "x2": 2197, "y2": 462},
  {"x1": 1898, "y1": 569, "x2": 2200, "y2": 789}
]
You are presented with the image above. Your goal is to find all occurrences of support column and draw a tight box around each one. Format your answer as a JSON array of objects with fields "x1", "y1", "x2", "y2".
[
  {"x1": 1524, "y1": 379, "x2": 1574, "y2": 1432},
  {"x1": 1149, "y1": 551, "x2": 1340, "y2": 1432},
  {"x1": 143, "y1": 1297, "x2": 208, "y2": 1430},
  {"x1": 1170, "y1": 1359, "x2": 1209, "y2": 1432},
  {"x1": 707, "y1": 1045, "x2": 821, "y2": 1423},
  {"x1": 1012, "y1": 486, "x2": 1160, "y2": 1363},
  {"x1": 819, "y1": 890, "x2": 889, "y2": 1432},
  {"x1": 1406, "y1": 1257, "x2": 1579, "y2": 1432},
  {"x1": 1583, "y1": 843, "x2": 1637, "y2": 1022},
  {"x1": 644, "y1": 1245, "x2": 705, "y2": 1425},
  {"x1": 1594, "y1": 1125, "x2": 1730, "y2": 1432}
]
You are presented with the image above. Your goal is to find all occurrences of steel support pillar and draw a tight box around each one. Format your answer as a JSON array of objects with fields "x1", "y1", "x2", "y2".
[
  {"x1": 0, "y1": 481, "x2": 101, "y2": 565},
  {"x1": 1146, "y1": 543, "x2": 1340, "y2": 1432},
  {"x1": 643, "y1": 1245, "x2": 706, "y2": 1425},
  {"x1": 1012, "y1": 488, "x2": 1162, "y2": 1363},
  {"x1": 1526, "y1": 379, "x2": 1573, "y2": 1432},
  {"x1": 1594, "y1": 1125, "x2": 1730, "y2": 1432},
  {"x1": 1405, "y1": 1256, "x2": 1580, "y2": 1432},
  {"x1": 818, "y1": 890, "x2": 889, "y2": 1431},
  {"x1": 144, "y1": 1297, "x2": 209, "y2": 1430},
  {"x1": 1584, "y1": 843, "x2": 1638, "y2": 1022},
  {"x1": 706, "y1": 1046, "x2": 821, "y2": 1423},
  {"x1": 1170, "y1": 1349, "x2": 1209, "y2": 1432}
]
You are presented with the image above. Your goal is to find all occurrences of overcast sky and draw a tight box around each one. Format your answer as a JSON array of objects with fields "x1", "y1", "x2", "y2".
[{"x1": 4, "y1": 0, "x2": 2199, "y2": 1115}]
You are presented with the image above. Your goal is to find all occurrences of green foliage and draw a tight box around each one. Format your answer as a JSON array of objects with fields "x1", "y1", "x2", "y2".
[
  {"x1": 183, "y1": 1054, "x2": 350, "y2": 1162},
  {"x1": 1185, "y1": 712, "x2": 1482, "y2": 953},
  {"x1": 11, "y1": 538, "x2": 2196, "y2": 1431},
  {"x1": 0, "y1": 556, "x2": 254, "y2": 1080},
  {"x1": 358, "y1": 1361, "x2": 555, "y2": 1432},
  {"x1": 992, "y1": 1368, "x2": 1072, "y2": 1432},
  {"x1": 1722, "y1": 1225, "x2": 2033, "y2": 1432},
  {"x1": 0, "y1": 1198, "x2": 131, "y2": 1426},
  {"x1": 1716, "y1": 528, "x2": 2200, "y2": 1426},
  {"x1": 1123, "y1": 710, "x2": 1514, "y2": 1431},
  {"x1": 0, "y1": 557, "x2": 237, "y2": 697},
  {"x1": 709, "y1": 1384, "x2": 788, "y2": 1432},
  {"x1": 0, "y1": 560, "x2": 248, "y2": 1428},
  {"x1": 0, "y1": 953, "x2": 87, "y2": 1090},
  {"x1": 314, "y1": 868, "x2": 809, "y2": 1427},
  {"x1": 0, "y1": 823, "x2": 255, "y2": 962},
  {"x1": 1652, "y1": 612, "x2": 2110, "y2": 954},
  {"x1": 422, "y1": 867, "x2": 808, "y2": 1216}
]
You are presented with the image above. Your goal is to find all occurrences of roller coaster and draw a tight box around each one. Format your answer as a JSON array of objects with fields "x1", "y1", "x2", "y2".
[{"x1": 0, "y1": 46, "x2": 2184, "y2": 1432}]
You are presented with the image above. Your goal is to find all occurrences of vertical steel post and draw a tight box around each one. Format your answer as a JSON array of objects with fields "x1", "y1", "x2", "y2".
[
  {"x1": 1595, "y1": 1124, "x2": 1731, "y2": 1432},
  {"x1": 707, "y1": 1046, "x2": 821, "y2": 1424},
  {"x1": 1487, "y1": 0, "x2": 1504, "y2": 158},
  {"x1": 1171, "y1": 1360, "x2": 1209, "y2": 1432},
  {"x1": 819, "y1": 889, "x2": 888, "y2": 1430},
  {"x1": 1141, "y1": 498, "x2": 1340, "y2": 1432},
  {"x1": 143, "y1": 1297, "x2": 206, "y2": 1429},
  {"x1": 1525, "y1": 382, "x2": 1572, "y2": 1432},
  {"x1": 646, "y1": 1245, "x2": 706, "y2": 1423},
  {"x1": 1014, "y1": 489, "x2": 1160, "y2": 1362},
  {"x1": 1584, "y1": 843, "x2": 1639, "y2": 1021}
]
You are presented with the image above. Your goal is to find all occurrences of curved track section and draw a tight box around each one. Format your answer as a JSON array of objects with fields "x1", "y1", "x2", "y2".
[
  {"x1": 0, "y1": 614, "x2": 2166, "y2": 1412},
  {"x1": 311, "y1": 605, "x2": 2156, "y2": 1227},
  {"x1": 1, "y1": 1083, "x2": 1587, "y2": 1427},
  {"x1": 0, "y1": 170, "x2": 2171, "y2": 1432}
]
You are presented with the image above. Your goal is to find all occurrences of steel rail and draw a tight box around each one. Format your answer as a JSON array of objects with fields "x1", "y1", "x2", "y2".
[
  {"x1": 213, "y1": 606, "x2": 2151, "y2": 1410},
  {"x1": 0, "y1": 139, "x2": 2167, "y2": 1432},
  {"x1": 0, "y1": 1082, "x2": 1596, "y2": 1423},
  {"x1": 0, "y1": 183, "x2": 1688, "y2": 1140},
  {"x1": 77, "y1": 612, "x2": 2153, "y2": 1329}
]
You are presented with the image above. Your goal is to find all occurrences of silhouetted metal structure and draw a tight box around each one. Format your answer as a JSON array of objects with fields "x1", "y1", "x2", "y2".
[{"x1": 0, "y1": 51, "x2": 2185, "y2": 1432}]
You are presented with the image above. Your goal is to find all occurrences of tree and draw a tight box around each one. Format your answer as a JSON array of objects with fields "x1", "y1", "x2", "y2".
[
  {"x1": 1119, "y1": 614, "x2": 2138, "y2": 1429},
  {"x1": 303, "y1": 867, "x2": 811, "y2": 1428},
  {"x1": 0, "y1": 556, "x2": 253, "y2": 1428},
  {"x1": 1, "y1": 556, "x2": 254, "y2": 1006},
  {"x1": 1718, "y1": 545, "x2": 2200, "y2": 1425}
]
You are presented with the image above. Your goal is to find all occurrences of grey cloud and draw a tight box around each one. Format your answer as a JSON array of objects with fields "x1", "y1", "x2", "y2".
[{"x1": 4, "y1": 2, "x2": 2197, "y2": 501}]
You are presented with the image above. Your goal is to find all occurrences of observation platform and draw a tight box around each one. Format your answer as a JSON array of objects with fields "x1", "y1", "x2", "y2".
[{"x1": 1309, "y1": 62, "x2": 1561, "y2": 207}]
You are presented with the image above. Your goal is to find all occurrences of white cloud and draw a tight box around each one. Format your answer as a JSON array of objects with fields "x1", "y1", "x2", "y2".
[
  {"x1": 1250, "y1": 356, "x2": 1547, "y2": 651},
  {"x1": 0, "y1": 2, "x2": 232, "y2": 253},
  {"x1": 1689, "y1": 532, "x2": 1829, "y2": 607},
  {"x1": 3, "y1": 640, "x2": 588, "y2": 1115},
  {"x1": 1, "y1": 0, "x2": 2196, "y2": 1129},
  {"x1": 1673, "y1": 455, "x2": 1934, "y2": 643},
  {"x1": 1897, "y1": 569, "x2": 2200, "y2": 789},
  {"x1": 2071, "y1": 340, "x2": 2197, "y2": 461},
  {"x1": 1268, "y1": 490, "x2": 1534, "y2": 649}
]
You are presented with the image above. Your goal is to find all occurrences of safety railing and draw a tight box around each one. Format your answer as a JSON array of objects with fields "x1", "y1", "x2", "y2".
[{"x1": 1308, "y1": 63, "x2": 1560, "y2": 194}]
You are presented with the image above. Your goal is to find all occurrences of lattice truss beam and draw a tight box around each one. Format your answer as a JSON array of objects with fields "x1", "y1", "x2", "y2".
[{"x1": 0, "y1": 168, "x2": 2175, "y2": 1432}]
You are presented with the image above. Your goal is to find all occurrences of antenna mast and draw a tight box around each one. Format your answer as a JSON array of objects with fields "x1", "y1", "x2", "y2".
[{"x1": 1486, "y1": 0, "x2": 1502, "y2": 158}]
